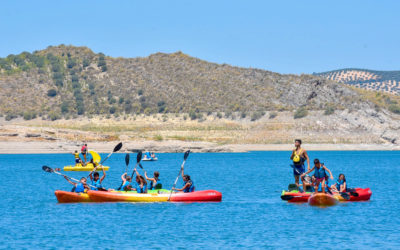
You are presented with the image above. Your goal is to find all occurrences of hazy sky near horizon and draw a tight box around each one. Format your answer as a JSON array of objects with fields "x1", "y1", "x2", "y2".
[{"x1": 0, "y1": 0, "x2": 399, "y2": 74}]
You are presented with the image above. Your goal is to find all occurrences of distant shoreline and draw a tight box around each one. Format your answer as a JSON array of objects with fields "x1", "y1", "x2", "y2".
[{"x1": 0, "y1": 141, "x2": 399, "y2": 154}]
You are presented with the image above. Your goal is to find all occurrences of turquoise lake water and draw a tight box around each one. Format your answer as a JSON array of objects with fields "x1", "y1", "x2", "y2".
[{"x1": 0, "y1": 151, "x2": 399, "y2": 248}]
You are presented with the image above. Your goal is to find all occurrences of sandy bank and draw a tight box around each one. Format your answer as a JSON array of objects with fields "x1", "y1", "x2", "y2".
[{"x1": 0, "y1": 140, "x2": 399, "y2": 154}]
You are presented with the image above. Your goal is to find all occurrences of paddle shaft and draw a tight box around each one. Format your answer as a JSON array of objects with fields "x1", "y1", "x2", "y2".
[
  {"x1": 52, "y1": 170, "x2": 97, "y2": 189},
  {"x1": 168, "y1": 159, "x2": 188, "y2": 201}
]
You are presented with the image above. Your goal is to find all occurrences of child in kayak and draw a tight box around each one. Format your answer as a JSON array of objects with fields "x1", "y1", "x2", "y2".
[
  {"x1": 64, "y1": 176, "x2": 90, "y2": 193},
  {"x1": 173, "y1": 165, "x2": 195, "y2": 193},
  {"x1": 120, "y1": 173, "x2": 133, "y2": 191},
  {"x1": 133, "y1": 168, "x2": 148, "y2": 193},
  {"x1": 145, "y1": 171, "x2": 162, "y2": 190},
  {"x1": 302, "y1": 159, "x2": 333, "y2": 193},
  {"x1": 331, "y1": 174, "x2": 347, "y2": 193},
  {"x1": 89, "y1": 168, "x2": 106, "y2": 191},
  {"x1": 72, "y1": 150, "x2": 82, "y2": 166}
]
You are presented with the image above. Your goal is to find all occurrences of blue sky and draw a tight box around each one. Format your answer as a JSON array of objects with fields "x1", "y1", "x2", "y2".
[{"x1": 0, "y1": 0, "x2": 399, "y2": 74}]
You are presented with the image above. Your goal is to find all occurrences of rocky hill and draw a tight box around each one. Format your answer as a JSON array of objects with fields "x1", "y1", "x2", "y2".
[
  {"x1": 314, "y1": 69, "x2": 400, "y2": 95},
  {"x1": 1, "y1": 45, "x2": 400, "y2": 145}
]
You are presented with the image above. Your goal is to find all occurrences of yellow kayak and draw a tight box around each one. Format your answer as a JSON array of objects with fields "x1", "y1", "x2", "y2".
[{"x1": 63, "y1": 163, "x2": 109, "y2": 171}]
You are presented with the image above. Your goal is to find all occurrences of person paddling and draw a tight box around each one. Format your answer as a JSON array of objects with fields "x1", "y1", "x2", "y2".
[
  {"x1": 145, "y1": 171, "x2": 162, "y2": 190},
  {"x1": 64, "y1": 176, "x2": 90, "y2": 193},
  {"x1": 133, "y1": 168, "x2": 148, "y2": 193},
  {"x1": 302, "y1": 159, "x2": 333, "y2": 193},
  {"x1": 120, "y1": 173, "x2": 133, "y2": 191},
  {"x1": 89, "y1": 168, "x2": 106, "y2": 191},
  {"x1": 173, "y1": 165, "x2": 195, "y2": 193},
  {"x1": 72, "y1": 150, "x2": 82, "y2": 166},
  {"x1": 290, "y1": 139, "x2": 310, "y2": 189},
  {"x1": 81, "y1": 144, "x2": 88, "y2": 164}
]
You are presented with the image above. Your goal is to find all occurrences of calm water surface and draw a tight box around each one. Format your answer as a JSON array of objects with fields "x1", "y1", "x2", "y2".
[{"x1": 0, "y1": 151, "x2": 399, "y2": 248}]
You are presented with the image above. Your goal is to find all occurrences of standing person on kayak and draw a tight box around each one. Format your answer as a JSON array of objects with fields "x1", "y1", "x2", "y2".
[
  {"x1": 72, "y1": 150, "x2": 82, "y2": 166},
  {"x1": 89, "y1": 168, "x2": 106, "y2": 191},
  {"x1": 81, "y1": 144, "x2": 88, "y2": 164},
  {"x1": 145, "y1": 171, "x2": 162, "y2": 190},
  {"x1": 302, "y1": 159, "x2": 333, "y2": 193},
  {"x1": 64, "y1": 176, "x2": 90, "y2": 193},
  {"x1": 173, "y1": 165, "x2": 195, "y2": 193},
  {"x1": 290, "y1": 139, "x2": 310, "y2": 190}
]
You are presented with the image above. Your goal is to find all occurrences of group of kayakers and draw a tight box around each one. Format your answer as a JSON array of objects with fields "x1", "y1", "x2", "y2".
[
  {"x1": 290, "y1": 139, "x2": 347, "y2": 194},
  {"x1": 65, "y1": 149, "x2": 194, "y2": 194}
]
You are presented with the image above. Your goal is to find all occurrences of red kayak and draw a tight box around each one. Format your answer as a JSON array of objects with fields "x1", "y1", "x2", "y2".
[
  {"x1": 87, "y1": 190, "x2": 222, "y2": 203},
  {"x1": 308, "y1": 193, "x2": 338, "y2": 206},
  {"x1": 281, "y1": 188, "x2": 372, "y2": 203}
]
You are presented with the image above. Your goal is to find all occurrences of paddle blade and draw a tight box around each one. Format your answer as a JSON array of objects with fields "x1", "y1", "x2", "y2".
[
  {"x1": 136, "y1": 151, "x2": 142, "y2": 163},
  {"x1": 125, "y1": 153, "x2": 130, "y2": 166},
  {"x1": 281, "y1": 195, "x2": 294, "y2": 201},
  {"x1": 138, "y1": 163, "x2": 144, "y2": 169},
  {"x1": 340, "y1": 192, "x2": 351, "y2": 200},
  {"x1": 113, "y1": 142, "x2": 123, "y2": 152},
  {"x1": 183, "y1": 150, "x2": 190, "y2": 160},
  {"x1": 42, "y1": 166, "x2": 53, "y2": 173}
]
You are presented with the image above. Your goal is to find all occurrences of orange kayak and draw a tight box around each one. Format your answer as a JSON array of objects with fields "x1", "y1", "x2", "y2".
[
  {"x1": 55, "y1": 190, "x2": 91, "y2": 203},
  {"x1": 308, "y1": 193, "x2": 338, "y2": 207}
]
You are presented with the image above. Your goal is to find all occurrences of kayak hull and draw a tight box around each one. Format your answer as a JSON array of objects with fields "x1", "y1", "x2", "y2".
[
  {"x1": 308, "y1": 193, "x2": 338, "y2": 207},
  {"x1": 55, "y1": 190, "x2": 91, "y2": 203},
  {"x1": 63, "y1": 163, "x2": 109, "y2": 171},
  {"x1": 282, "y1": 188, "x2": 372, "y2": 203},
  {"x1": 281, "y1": 191, "x2": 311, "y2": 202},
  {"x1": 142, "y1": 158, "x2": 158, "y2": 161},
  {"x1": 334, "y1": 188, "x2": 372, "y2": 201},
  {"x1": 87, "y1": 190, "x2": 222, "y2": 203}
]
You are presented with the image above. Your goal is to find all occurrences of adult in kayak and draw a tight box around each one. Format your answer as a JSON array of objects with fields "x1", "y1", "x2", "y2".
[
  {"x1": 89, "y1": 168, "x2": 106, "y2": 191},
  {"x1": 81, "y1": 144, "x2": 88, "y2": 164},
  {"x1": 330, "y1": 174, "x2": 347, "y2": 193},
  {"x1": 64, "y1": 176, "x2": 90, "y2": 193},
  {"x1": 120, "y1": 173, "x2": 133, "y2": 191},
  {"x1": 133, "y1": 168, "x2": 148, "y2": 193},
  {"x1": 290, "y1": 139, "x2": 310, "y2": 190},
  {"x1": 72, "y1": 150, "x2": 82, "y2": 166},
  {"x1": 302, "y1": 159, "x2": 333, "y2": 193},
  {"x1": 145, "y1": 171, "x2": 162, "y2": 190},
  {"x1": 173, "y1": 165, "x2": 195, "y2": 193}
]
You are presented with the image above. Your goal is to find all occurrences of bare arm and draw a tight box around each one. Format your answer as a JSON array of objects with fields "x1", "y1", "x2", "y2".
[
  {"x1": 100, "y1": 167, "x2": 106, "y2": 183},
  {"x1": 121, "y1": 173, "x2": 127, "y2": 182},
  {"x1": 290, "y1": 149, "x2": 295, "y2": 160},
  {"x1": 174, "y1": 182, "x2": 190, "y2": 191},
  {"x1": 89, "y1": 171, "x2": 94, "y2": 181},
  {"x1": 144, "y1": 172, "x2": 155, "y2": 182},
  {"x1": 302, "y1": 167, "x2": 314, "y2": 176},
  {"x1": 181, "y1": 166, "x2": 185, "y2": 178},
  {"x1": 64, "y1": 176, "x2": 76, "y2": 186},
  {"x1": 323, "y1": 165, "x2": 334, "y2": 180}
]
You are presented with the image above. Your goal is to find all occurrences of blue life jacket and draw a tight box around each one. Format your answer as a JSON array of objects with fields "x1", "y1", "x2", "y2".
[
  {"x1": 150, "y1": 179, "x2": 162, "y2": 190},
  {"x1": 121, "y1": 181, "x2": 132, "y2": 191},
  {"x1": 136, "y1": 183, "x2": 147, "y2": 193},
  {"x1": 183, "y1": 180, "x2": 195, "y2": 193},
  {"x1": 75, "y1": 183, "x2": 85, "y2": 193},
  {"x1": 336, "y1": 180, "x2": 346, "y2": 190},
  {"x1": 91, "y1": 179, "x2": 102, "y2": 190},
  {"x1": 314, "y1": 167, "x2": 326, "y2": 179}
]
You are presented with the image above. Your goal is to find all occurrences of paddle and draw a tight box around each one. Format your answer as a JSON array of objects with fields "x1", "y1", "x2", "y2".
[
  {"x1": 42, "y1": 165, "x2": 96, "y2": 189},
  {"x1": 168, "y1": 150, "x2": 190, "y2": 201},
  {"x1": 130, "y1": 151, "x2": 143, "y2": 179},
  {"x1": 88, "y1": 142, "x2": 123, "y2": 177},
  {"x1": 117, "y1": 153, "x2": 130, "y2": 190}
]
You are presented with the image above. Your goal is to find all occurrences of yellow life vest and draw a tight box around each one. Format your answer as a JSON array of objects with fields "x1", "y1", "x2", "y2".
[
  {"x1": 74, "y1": 153, "x2": 80, "y2": 159},
  {"x1": 293, "y1": 149, "x2": 303, "y2": 163}
]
